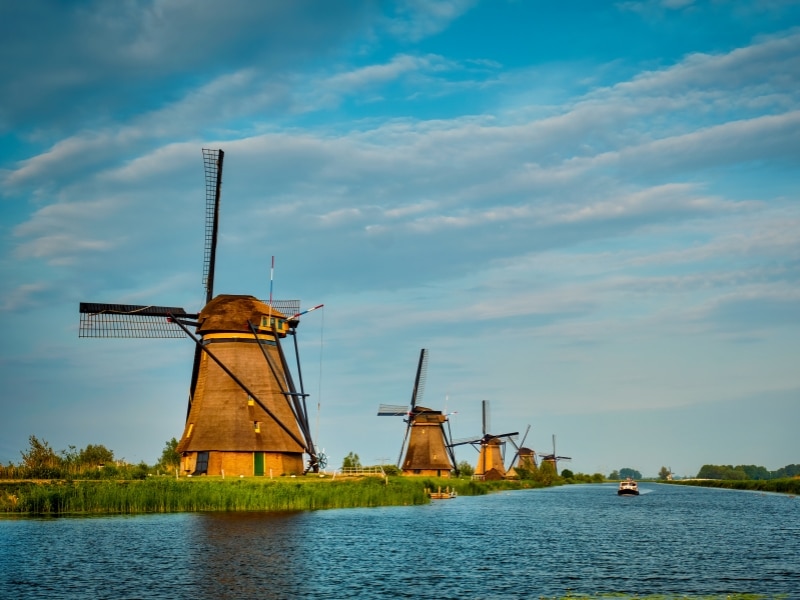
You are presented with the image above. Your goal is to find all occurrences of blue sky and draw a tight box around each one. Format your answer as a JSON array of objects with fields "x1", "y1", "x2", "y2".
[{"x1": 1, "y1": 0, "x2": 798, "y2": 477}]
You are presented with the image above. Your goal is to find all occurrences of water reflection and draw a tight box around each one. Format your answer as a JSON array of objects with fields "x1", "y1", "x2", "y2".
[{"x1": 185, "y1": 511, "x2": 309, "y2": 599}]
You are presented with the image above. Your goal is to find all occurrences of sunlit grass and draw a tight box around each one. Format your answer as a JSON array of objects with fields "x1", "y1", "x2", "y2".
[
  {"x1": 0, "y1": 474, "x2": 537, "y2": 515},
  {"x1": 541, "y1": 594, "x2": 786, "y2": 599},
  {"x1": 668, "y1": 478, "x2": 800, "y2": 495}
]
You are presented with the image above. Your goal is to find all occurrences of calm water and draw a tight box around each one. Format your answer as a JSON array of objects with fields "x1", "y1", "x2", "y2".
[{"x1": 1, "y1": 483, "x2": 798, "y2": 599}]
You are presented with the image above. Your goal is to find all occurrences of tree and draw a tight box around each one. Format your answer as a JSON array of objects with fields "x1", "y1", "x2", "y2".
[
  {"x1": 609, "y1": 470, "x2": 620, "y2": 480},
  {"x1": 775, "y1": 464, "x2": 800, "y2": 478},
  {"x1": 619, "y1": 467, "x2": 642, "y2": 480},
  {"x1": 158, "y1": 438, "x2": 181, "y2": 471},
  {"x1": 79, "y1": 444, "x2": 114, "y2": 467},
  {"x1": 457, "y1": 460, "x2": 474, "y2": 477},
  {"x1": 739, "y1": 464, "x2": 770, "y2": 480},
  {"x1": 20, "y1": 435, "x2": 61, "y2": 478},
  {"x1": 561, "y1": 468, "x2": 574, "y2": 479},
  {"x1": 658, "y1": 466, "x2": 672, "y2": 480},
  {"x1": 381, "y1": 464, "x2": 400, "y2": 476},
  {"x1": 342, "y1": 452, "x2": 361, "y2": 469},
  {"x1": 536, "y1": 460, "x2": 557, "y2": 485},
  {"x1": 60, "y1": 445, "x2": 80, "y2": 476}
]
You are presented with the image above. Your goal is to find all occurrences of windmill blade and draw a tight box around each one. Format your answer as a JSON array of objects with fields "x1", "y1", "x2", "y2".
[
  {"x1": 409, "y1": 348, "x2": 428, "y2": 409},
  {"x1": 519, "y1": 425, "x2": 530, "y2": 449},
  {"x1": 445, "y1": 418, "x2": 459, "y2": 475},
  {"x1": 202, "y1": 148, "x2": 224, "y2": 304},
  {"x1": 186, "y1": 344, "x2": 202, "y2": 418},
  {"x1": 79, "y1": 303, "x2": 193, "y2": 338},
  {"x1": 482, "y1": 399, "x2": 491, "y2": 436},
  {"x1": 449, "y1": 435, "x2": 484, "y2": 448},
  {"x1": 508, "y1": 425, "x2": 530, "y2": 451},
  {"x1": 396, "y1": 420, "x2": 412, "y2": 468},
  {"x1": 486, "y1": 431, "x2": 519, "y2": 442},
  {"x1": 377, "y1": 404, "x2": 410, "y2": 416},
  {"x1": 506, "y1": 424, "x2": 530, "y2": 470}
]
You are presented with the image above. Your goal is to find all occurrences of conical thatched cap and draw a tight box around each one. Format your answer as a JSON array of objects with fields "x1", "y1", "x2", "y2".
[{"x1": 198, "y1": 295, "x2": 287, "y2": 334}]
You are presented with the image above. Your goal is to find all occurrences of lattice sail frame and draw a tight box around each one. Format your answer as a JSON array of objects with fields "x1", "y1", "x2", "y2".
[{"x1": 79, "y1": 303, "x2": 191, "y2": 338}]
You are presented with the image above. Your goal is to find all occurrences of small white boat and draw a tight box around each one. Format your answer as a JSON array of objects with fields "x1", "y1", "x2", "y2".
[{"x1": 618, "y1": 478, "x2": 639, "y2": 496}]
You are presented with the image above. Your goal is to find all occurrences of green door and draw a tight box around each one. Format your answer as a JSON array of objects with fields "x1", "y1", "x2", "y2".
[{"x1": 254, "y1": 452, "x2": 264, "y2": 476}]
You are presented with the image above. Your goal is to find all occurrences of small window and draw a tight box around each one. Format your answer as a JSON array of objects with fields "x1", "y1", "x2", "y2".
[
  {"x1": 186, "y1": 423, "x2": 194, "y2": 438},
  {"x1": 254, "y1": 421, "x2": 261, "y2": 433},
  {"x1": 247, "y1": 397, "x2": 254, "y2": 406}
]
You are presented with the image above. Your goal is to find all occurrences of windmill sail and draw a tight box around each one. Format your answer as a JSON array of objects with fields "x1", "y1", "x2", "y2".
[
  {"x1": 79, "y1": 303, "x2": 193, "y2": 338},
  {"x1": 202, "y1": 148, "x2": 224, "y2": 304},
  {"x1": 188, "y1": 148, "x2": 225, "y2": 415},
  {"x1": 506, "y1": 424, "x2": 536, "y2": 475}
]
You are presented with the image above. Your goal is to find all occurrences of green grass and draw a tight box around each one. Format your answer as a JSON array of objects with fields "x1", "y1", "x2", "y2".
[
  {"x1": 0, "y1": 474, "x2": 538, "y2": 515},
  {"x1": 540, "y1": 595, "x2": 786, "y2": 599},
  {"x1": 666, "y1": 478, "x2": 800, "y2": 494}
]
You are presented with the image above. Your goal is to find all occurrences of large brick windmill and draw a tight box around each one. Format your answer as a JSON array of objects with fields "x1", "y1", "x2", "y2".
[
  {"x1": 79, "y1": 149, "x2": 324, "y2": 477},
  {"x1": 377, "y1": 349, "x2": 458, "y2": 477}
]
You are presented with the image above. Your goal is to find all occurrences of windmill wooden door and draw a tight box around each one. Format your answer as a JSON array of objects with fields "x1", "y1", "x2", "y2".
[{"x1": 254, "y1": 452, "x2": 265, "y2": 476}]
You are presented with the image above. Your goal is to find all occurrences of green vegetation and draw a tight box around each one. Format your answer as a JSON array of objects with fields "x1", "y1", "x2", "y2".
[
  {"x1": 157, "y1": 438, "x2": 180, "y2": 472},
  {"x1": 561, "y1": 472, "x2": 606, "y2": 484},
  {"x1": 668, "y1": 478, "x2": 800, "y2": 495},
  {"x1": 457, "y1": 460, "x2": 474, "y2": 477},
  {"x1": 696, "y1": 463, "x2": 800, "y2": 480},
  {"x1": 1, "y1": 435, "x2": 151, "y2": 480},
  {"x1": 0, "y1": 475, "x2": 537, "y2": 515},
  {"x1": 341, "y1": 451, "x2": 361, "y2": 469},
  {"x1": 540, "y1": 595, "x2": 786, "y2": 599}
]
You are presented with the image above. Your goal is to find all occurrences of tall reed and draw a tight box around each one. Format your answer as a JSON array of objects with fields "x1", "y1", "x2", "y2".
[
  {"x1": 0, "y1": 474, "x2": 544, "y2": 515},
  {"x1": 0, "y1": 476, "x2": 431, "y2": 514}
]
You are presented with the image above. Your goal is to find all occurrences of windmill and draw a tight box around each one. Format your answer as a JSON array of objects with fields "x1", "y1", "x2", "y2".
[
  {"x1": 377, "y1": 349, "x2": 457, "y2": 477},
  {"x1": 449, "y1": 400, "x2": 518, "y2": 480},
  {"x1": 539, "y1": 434, "x2": 571, "y2": 475},
  {"x1": 78, "y1": 149, "x2": 325, "y2": 477},
  {"x1": 505, "y1": 424, "x2": 537, "y2": 478}
]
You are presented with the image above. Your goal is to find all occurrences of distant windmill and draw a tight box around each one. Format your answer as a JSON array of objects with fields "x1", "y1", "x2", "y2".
[
  {"x1": 539, "y1": 434, "x2": 571, "y2": 474},
  {"x1": 505, "y1": 424, "x2": 537, "y2": 477},
  {"x1": 79, "y1": 149, "x2": 325, "y2": 476},
  {"x1": 377, "y1": 349, "x2": 457, "y2": 477},
  {"x1": 450, "y1": 400, "x2": 518, "y2": 480}
]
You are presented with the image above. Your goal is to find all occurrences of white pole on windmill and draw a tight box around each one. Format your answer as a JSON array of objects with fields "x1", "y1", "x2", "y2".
[{"x1": 268, "y1": 255, "x2": 274, "y2": 323}]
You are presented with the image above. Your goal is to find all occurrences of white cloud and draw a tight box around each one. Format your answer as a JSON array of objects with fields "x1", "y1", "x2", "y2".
[{"x1": 385, "y1": 0, "x2": 477, "y2": 42}]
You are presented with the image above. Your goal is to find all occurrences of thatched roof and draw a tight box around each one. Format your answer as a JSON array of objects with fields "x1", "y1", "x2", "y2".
[{"x1": 198, "y1": 294, "x2": 287, "y2": 334}]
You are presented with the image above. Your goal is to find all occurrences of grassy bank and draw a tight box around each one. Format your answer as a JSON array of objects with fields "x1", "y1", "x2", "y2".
[
  {"x1": 666, "y1": 477, "x2": 800, "y2": 494},
  {"x1": 0, "y1": 475, "x2": 536, "y2": 515},
  {"x1": 541, "y1": 595, "x2": 784, "y2": 599}
]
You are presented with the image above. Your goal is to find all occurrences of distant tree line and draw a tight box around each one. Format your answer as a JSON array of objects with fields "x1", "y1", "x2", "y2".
[
  {"x1": 0, "y1": 435, "x2": 181, "y2": 480},
  {"x1": 608, "y1": 468, "x2": 643, "y2": 480},
  {"x1": 696, "y1": 463, "x2": 800, "y2": 480}
]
